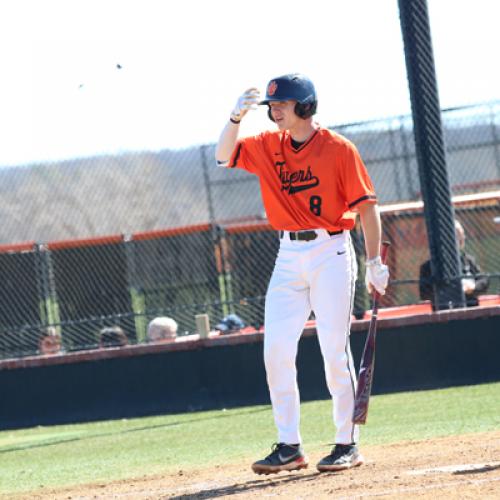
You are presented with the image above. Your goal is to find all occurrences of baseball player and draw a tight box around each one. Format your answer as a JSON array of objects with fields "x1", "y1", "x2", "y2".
[{"x1": 215, "y1": 74, "x2": 389, "y2": 474}]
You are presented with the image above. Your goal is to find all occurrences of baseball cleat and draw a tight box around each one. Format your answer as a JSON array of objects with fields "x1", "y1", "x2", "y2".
[
  {"x1": 252, "y1": 443, "x2": 309, "y2": 475},
  {"x1": 316, "y1": 444, "x2": 364, "y2": 472}
]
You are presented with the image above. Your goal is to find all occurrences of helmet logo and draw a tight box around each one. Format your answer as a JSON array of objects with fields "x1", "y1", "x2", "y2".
[{"x1": 267, "y1": 80, "x2": 278, "y2": 96}]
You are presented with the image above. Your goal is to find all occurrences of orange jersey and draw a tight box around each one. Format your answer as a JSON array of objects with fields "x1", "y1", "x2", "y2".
[{"x1": 228, "y1": 127, "x2": 377, "y2": 231}]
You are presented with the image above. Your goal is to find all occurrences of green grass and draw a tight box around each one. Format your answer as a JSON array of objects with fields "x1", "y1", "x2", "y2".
[{"x1": 0, "y1": 382, "x2": 499, "y2": 495}]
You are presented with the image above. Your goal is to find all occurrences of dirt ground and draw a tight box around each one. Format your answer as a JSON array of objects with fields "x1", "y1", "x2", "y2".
[{"x1": 11, "y1": 430, "x2": 500, "y2": 499}]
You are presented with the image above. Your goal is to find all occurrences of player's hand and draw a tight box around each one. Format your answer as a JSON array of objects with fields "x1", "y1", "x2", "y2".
[
  {"x1": 231, "y1": 88, "x2": 260, "y2": 122},
  {"x1": 365, "y1": 256, "x2": 390, "y2": 295}
]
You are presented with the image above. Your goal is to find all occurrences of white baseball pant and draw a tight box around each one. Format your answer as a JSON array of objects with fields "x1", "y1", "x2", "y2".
[{"x1": 264, "y1": 229, "x2": 359, "y2": 445}]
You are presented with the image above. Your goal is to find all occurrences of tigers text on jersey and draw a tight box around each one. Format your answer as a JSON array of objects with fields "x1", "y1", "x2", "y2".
[{"x1": 227, "y1": 127, "x2": 377, "y2": 231}]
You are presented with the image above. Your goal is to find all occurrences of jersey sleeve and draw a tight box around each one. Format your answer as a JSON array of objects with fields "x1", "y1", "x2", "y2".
[
  {"x1": 227, "y1": 134, "x2": 267, "y2": 174},
  {"x1": 340, "y1": 141, "x2": 377, "y2": 210}
]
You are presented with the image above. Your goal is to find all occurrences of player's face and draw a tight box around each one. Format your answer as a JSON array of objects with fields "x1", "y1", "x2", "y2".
[
  {"x1": 269, "y1": 100, "x2": 300, "y2": 130},
  {"x1": 455, "y1": 224, "x2": 466, "y2": 249}
]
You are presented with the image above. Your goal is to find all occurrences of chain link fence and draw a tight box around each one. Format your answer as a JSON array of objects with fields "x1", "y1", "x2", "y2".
[{"x1": 0, "y1": 101, "x2": 499, "y2": 360}]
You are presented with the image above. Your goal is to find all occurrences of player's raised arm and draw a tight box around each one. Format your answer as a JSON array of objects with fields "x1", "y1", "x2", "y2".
[{"x1": 215, "y1": 87, "x2": 260, "y2": 166}]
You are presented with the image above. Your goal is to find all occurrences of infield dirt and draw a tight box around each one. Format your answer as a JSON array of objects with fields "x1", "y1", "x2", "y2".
[{"x1": 8, "y1": 430, "x2": 500, "y2": 499}]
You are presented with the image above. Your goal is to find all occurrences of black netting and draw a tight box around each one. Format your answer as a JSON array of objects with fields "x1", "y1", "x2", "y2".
[
  {"x1": 0, "y1": 248, "x2": 43, "y2": 357},
  {"x1": 48, "y1": 239, "x2": 133, "y2": 350},
  {"x1": 223, "y1": 226, "x2": 280, "y2": 329},
  {"x1": 2, "y1": 14, "x2": 500, "y2": 361},
  {"x1": 128, "y1": 228, "x2": 221, "y2": 337},
  {"x1": 399, "y1": 0, "x2": 465, "y2": 308},
  {"x1": 0, "y1": 250, "x2": 41, "y2": 328}
]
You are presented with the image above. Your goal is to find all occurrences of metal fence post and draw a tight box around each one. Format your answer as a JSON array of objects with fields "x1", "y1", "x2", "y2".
[
  {"x1": 398, "y1": 0, "x2": 465, "y2": 309},
  {"x1": 200, "y1": 145, "x2": 216, "y2": 224},
  {"x1": 489, "y1": 104, "x2": 500, "y2": 179}
]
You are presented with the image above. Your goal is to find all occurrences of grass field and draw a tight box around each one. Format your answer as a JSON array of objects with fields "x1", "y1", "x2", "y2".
[{"x1": 0, "y1": 382, "x2": 499, "y2": 496}]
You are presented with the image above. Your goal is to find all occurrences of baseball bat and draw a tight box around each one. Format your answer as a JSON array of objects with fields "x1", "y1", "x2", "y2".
[{"x1": 352, "y1": 241, "x2": 391, "y2": 425}]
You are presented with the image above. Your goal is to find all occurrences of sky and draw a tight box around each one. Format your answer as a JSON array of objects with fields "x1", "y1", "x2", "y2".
[{"x1": 1, "y1": 0, "x2": 499, "y2": 166}]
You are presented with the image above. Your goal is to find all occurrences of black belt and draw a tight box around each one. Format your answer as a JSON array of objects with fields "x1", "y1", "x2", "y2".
[{"x1": 279, "y1": 229, "x2": 343, "y2": 241}]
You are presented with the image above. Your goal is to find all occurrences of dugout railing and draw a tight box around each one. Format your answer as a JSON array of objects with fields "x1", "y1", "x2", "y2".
[{"x1": 0, "y1": 191, "x2": 498, "y2": 360}]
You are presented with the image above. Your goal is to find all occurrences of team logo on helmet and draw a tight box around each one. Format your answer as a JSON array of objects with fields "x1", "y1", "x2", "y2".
[{"x1": 267, "y1": 80, "x2": 278, "y2": 96}]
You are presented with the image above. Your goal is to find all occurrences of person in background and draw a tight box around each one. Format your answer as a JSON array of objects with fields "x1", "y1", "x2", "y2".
[
  {"x1": 147, "y1": 317, "x2": 178, "y2": 342},
  {"x1": 38, "y1": 326, "x2": 62, "y2": 355},
  {"x1": 215, "y1": 313, "x2": 246, "y2": 335},
  {"x1": 419, "y1": 219, "x2": 489, "y2": 308},
  {"x1": 99, "y1": 326, "x2": 128, "y2": 348}
]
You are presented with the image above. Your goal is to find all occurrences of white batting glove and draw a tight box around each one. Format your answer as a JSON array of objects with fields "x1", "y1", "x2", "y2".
[
  {"x1": 365, "y1": 256, "x2": 390, "y2": 295},
  {"x1": 231, "y1": 88, "x2": 260, "y2": 122}
]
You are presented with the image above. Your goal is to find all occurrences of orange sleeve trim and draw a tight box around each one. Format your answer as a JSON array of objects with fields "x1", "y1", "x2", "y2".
[{"x1": 348, "y1": 195, "x2": 377, "y2": 209}]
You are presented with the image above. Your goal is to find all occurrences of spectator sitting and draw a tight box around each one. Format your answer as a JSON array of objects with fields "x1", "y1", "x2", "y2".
[
  {"x1": 419, "y1": 220, "x2": 489, "y2": 308},
  {"x1": 147, "y1": 317, "x2": 178, "y2": 342},
  {"x1": 38, "y1": 326, "x2": 62, "y2": 355},
  {"x1": 99, "y1": 326, "x2": 128, "y2": 348},
  {"x1": 215, "y1": 314, "x2": 246, "y2": 335}
]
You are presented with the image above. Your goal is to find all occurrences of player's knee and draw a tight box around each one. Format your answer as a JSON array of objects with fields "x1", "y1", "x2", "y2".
[
  {"x1": 264, "y1": 338, "x2": 279, "y2": 366},
  {"x1": 264, "y1": 336, "x2": 293, "y2": 367},
  {"x1": 264, "y1": 329, "x2": 285, "y2": 350},
  {"x1": 324, "y1": 358, "x2": 354, "y2": 384}
]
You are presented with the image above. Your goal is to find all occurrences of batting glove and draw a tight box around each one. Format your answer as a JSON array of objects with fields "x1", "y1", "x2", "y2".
[
  {"x1": 365, "y1": 256, "x2": 390, "y2": 295},
  {"x1": 231, "y1": 88, "x2": 260, "y2": 122}
]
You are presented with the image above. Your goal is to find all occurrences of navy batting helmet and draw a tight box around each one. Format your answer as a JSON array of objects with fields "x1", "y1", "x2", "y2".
[{"x1": 260, "y1": 73, "x2": 317, "y2": 121}]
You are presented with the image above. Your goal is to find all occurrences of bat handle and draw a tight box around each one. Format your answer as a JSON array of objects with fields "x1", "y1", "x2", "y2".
[{"x1": 380, "y1": 240, "x2": 390, "y2": 264}]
